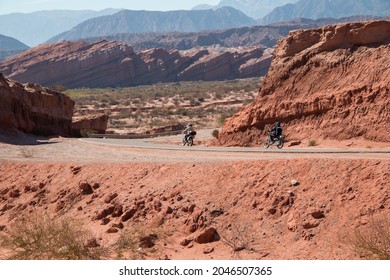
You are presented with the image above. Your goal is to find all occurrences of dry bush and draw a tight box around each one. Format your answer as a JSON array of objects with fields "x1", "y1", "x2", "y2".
[
  {"x1": 308, "y1": 139, "x2": 318, "y2": 147},
  {"x1": 113, "y1": 228, "x2": 143, "y2": 260},
  {"x1": 113, "y1": 228, "x2": 158, "y2": 260},
  {"x1": 348, "y1": 215, "x2": 390, "y2": 260},
  {"x1": 0, "y1": 215, "x2": 107, "y2": 260},
  {"x1": 220, "y1": 222, "x2": 268, "y2": 259},
  {"x1": 112, "y1": 224, "x2": 173, "y2": 260},
  {"x1": 212, "y1": 129, "x2": 219, "y2": 139},
  {"x1": 19, "y1": 147, "x2": 34, "y2": 158},
  {"x1": 80, "y1": 129, "x2": 97, "y2": 138}
]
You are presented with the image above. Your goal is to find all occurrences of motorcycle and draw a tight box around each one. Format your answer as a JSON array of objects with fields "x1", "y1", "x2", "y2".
[
  {"x1": 182, "y1": 131, "x2": 196, "y2": 146},
  {"x1": 263, "y1": 133, "x2": 284, "y2": 149}
]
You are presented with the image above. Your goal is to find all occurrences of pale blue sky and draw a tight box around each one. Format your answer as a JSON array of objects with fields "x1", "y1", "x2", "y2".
[{"x1": 0, "y1": 0, "x2": 220, "y2": 15}]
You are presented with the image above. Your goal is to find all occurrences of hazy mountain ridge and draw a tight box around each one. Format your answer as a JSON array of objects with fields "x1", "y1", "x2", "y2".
[
  {"x1": 260, "y1": 0, "x2": 390, "y2": 24},
  {"x1": 47, "y1": 7, "x2": 256, "y2": 43},
  {"x1": 65, "y1": 16, "x2": 390, "y2": 51},
  {"x1": 193, "y1": 0, "x2": 298, "y2": 19},
  {"x1": 0, "y1": 34, "x2": 29, "y2": 61},
  {"x1": 0, "y1": 9, "x2": 121, "y2": 47},
  {"x1": 0, "y1": 34, "x2": 29, "y2": 51}
]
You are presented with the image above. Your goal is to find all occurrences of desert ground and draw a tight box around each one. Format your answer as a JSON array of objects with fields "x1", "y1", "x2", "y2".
[{"x1": 0, "y1": 128, "x2": 389, "y2": 260}]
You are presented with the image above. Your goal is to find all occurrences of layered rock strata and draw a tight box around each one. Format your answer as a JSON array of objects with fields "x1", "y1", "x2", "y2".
[
  {"x1": 0, "y1": 40, "x2": 271, "y2": 88},
  {"x1": 220, "y1": 21, "x2": 390, "y2": 145},
  {"x1": 0, "y1": 73, "x2": 74, "y2": 136}
]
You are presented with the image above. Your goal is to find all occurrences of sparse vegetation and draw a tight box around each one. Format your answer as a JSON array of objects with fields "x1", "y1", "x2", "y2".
[
  {"x1": 112, "y1": 225, "x2": 171, "y2": 260},
  {"x1": 308, "y1": 139, "x2": 318, "y2": 147},
  {"x1": 19, "y1": 147, "x2": 34, "y2": 158},
  {"x1": 80, "y1": 129, "x2": 97, "y2": 138},
  {"x1": 65, "y1": 78, "x2": 260, "y2": 133},
  {"x1": 347, "y1": 215, "x2": 390, "y2": 260},
  {"x1": 220, "y1": 222, "x2": 267, "y2": 258},
  {"x1": 0, "y1": 215, "x2": 107, "y2": 260},
  {"x1": 51, "y1": 84, "x2": 67, "y2": 92},
  {"x1": 212, "y1": 129, "x2": 219, "y2": 139}
]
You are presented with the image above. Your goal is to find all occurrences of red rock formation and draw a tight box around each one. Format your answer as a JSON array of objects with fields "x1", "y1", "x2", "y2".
[
  {"x1": 71, "y1": 114, "x2": 109, "y2": 137},
  {"x1": 0, "y1": 40, "x2": 270, "y2": 88},
  {"x1": 219, "y1": 21, "x2": 390, "y2": 146},
  {"x1": 0, "y1": 73, "x2": 74, "y2": 136}
]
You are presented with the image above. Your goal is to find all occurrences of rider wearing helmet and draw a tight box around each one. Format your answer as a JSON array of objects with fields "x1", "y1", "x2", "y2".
[
  {"x1": 183, "y1": 124, "x2": 194, "y2": 142},
  {"x1": 269, "y1": 122, "x2": 282, "y2": 142}
]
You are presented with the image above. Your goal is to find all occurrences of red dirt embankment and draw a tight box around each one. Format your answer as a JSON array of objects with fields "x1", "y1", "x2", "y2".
[{"x1": 0, "y1": 158, "x2": 388, "y2": 259}]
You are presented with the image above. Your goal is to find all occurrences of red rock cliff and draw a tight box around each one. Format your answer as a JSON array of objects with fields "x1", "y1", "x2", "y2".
[
  {"x1": 0, "y1": 73, "x2": 74, "y2": 136},
  {"x1": 219, "y1": 21, "x2": 390, "y2": 146},
  {"x1": 0, "y1": 40, "x2": 271, "y2": 88}
]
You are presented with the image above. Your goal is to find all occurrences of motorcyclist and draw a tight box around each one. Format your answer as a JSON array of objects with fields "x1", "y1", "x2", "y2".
[
  {"x1": 269, "y1": 122, "x2": 282, "y2": 142},
  {"x1": 182, "y1": 124, "x2": 195, "y2": 142}
]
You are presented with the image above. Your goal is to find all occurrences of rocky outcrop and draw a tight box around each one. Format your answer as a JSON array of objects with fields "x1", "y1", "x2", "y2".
[
  {"x1": 220, "y1": 21, "x2": 390, "y2": 146},
  {"x1": 0, "y1": 73, "x2": 74, "y2": 136},
  {"x1": 71, "y1": 114, "x2": 109, "y2": 137},
  {"x1": 0, "y1": 40, "x2": 271, "y2": 88}
]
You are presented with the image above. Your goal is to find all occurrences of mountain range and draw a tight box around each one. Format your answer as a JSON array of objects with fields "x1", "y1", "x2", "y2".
[
  {"x1": 0, "y1": 41, "x2": 272, "y2": 88},
  {"x1": 193, "y1": 0, "x2": 298, "y2": 19},
  {"x1": 47, "y1": 7, "x2": 255, "y2": 43},
  {"x1": 260, "y1": 0, "x2": 390, "y2": 24},
  {"x1": 0, "y1": 9, "x2": 120, "y2": 47},
  {"x1": 0, "y1": 34, "x2": 29, "y2": 61},
  {"x1": 1, "y1": 0, "x2": 389, "y2": 48},
  {"x1": 77, "y1": 16, "x2": 389, "y2": 51}
]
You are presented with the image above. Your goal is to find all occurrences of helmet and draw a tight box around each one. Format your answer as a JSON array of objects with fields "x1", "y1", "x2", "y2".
[
  {"x1": 188, "y1": 124, "x2": 193, "y2": 127},
  {"x1": 276, "y1": 122, "x2": 280, "y2": 126}
]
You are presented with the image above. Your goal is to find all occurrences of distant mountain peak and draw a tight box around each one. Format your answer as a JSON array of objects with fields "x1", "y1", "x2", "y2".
[
  {"x1": 0, "y1": 9, "x2": 121, "y2": 47},
  {"x1": 260, "y1": 0, "x2": 390, "y2": 25},
  {"x1": 193, "y1": 0, "x2": 299, "y2": 19},
  {"x1": 47, "y1": 8, "x2": 256, "y2": 44}
]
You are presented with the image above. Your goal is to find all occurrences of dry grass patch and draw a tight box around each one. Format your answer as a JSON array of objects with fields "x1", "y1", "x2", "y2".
[
  {"x1": 112, "y1": 224, "x2": 174, "y2": 260},
  {"x1": 347, "y1": 215, "x2": 390, "y2": 260},
  {"x1": 19, "y1": 147, "x2": 34, "y2": 158},
  {"x1": 0, "y1": 215, "x2": 108, "y2": 260}
]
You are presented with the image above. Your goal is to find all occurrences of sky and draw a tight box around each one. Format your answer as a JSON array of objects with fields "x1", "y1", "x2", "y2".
[{"x1": 0, "y1": 0, "x2": 220, "y2": 15}]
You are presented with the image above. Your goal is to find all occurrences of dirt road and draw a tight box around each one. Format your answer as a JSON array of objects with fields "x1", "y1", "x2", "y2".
[{"x1": 1, "y1": 130, "x2": 389, "y2": 163}]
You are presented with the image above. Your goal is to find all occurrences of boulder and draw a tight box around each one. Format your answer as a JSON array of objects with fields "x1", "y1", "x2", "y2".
[{"x1": 71, "y1": 114, "x2": 108, "y2": 137}]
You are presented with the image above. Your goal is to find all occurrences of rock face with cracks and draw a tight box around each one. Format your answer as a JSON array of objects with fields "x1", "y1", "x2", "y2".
[
  {"x1": 219, "y1": 21, "x2": 390, "y2": 146},
  {"x1": 0, "y1": 73, "x2": 74, "y2": 136}
]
